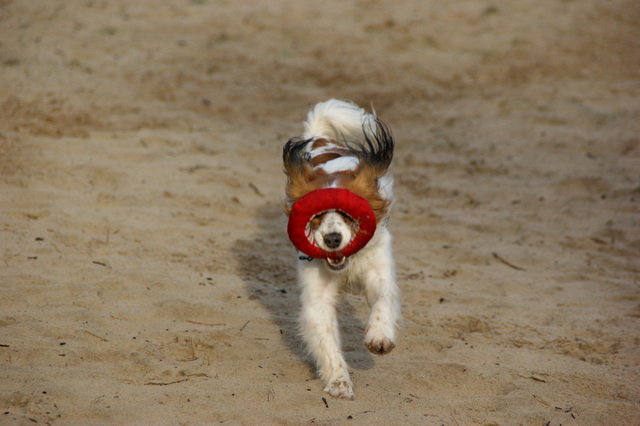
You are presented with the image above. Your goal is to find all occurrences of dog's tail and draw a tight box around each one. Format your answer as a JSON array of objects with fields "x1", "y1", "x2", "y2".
[{"x1": 303, "y1": 99, "x2": 376, "y2": 142}]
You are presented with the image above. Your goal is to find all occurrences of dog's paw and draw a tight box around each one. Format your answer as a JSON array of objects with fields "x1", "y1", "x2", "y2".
[
  {"x1": 364, "y1": 326, "x2": 396, "y2": 355},
  {"x1": 364, "y1": 336, "x2": 396, "y2": 355},
  {"x1": 324, "y1": 377, "x2": 355, "y2": 400}
]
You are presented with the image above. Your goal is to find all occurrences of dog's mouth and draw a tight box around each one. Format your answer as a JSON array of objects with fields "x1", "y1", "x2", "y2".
[{"x1": 325, "y1": 255, "x2": 349, "y2": 271}]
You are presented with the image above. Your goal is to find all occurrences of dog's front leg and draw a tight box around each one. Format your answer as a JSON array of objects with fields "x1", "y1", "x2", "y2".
[
  {"x1": 299, "y1": 264, "x2": 355, "y2": 399},
  {"x1": 362, "y1": 236, "x2": 400, "y2": 355}
]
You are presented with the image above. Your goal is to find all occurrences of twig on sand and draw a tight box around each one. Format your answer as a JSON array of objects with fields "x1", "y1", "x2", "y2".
[
  {"x1": 248, "y1": 182, "x2": 264, "y2": 197},
  {"x1": 450, "y1": 411, "x2": 460, "y2": 426},
  {"x1": 532, "y1": 394, "x2": 550, "y2": 406},
  {"x1": 492, "y1": 252, "x2": 526, "y2": 271},
  {"x1": 145, "y1": 379, "x2": 189, "y2": 386},
  {"x1": 83, "y1": 330, "x2": 108, "y2": 342},
  {"x1": 186, "y1": 320, "x2": 225, "y2": 327},
  {"x1": 92, "y1": 260, "x2": 112, "y2": 269}
]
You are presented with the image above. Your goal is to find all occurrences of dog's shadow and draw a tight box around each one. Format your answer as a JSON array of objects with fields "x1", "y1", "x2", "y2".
[{"x1": 232, "y1": 200, "x2": 374, "y2": 372}]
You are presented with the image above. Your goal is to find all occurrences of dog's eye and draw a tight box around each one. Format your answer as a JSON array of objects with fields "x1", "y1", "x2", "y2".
[
  {"x1": 337, "y1": 211, "x2": 354, "y2": 225},
  {"x1": 309, "y1": 214, "x2": 325, "y2": 230}
]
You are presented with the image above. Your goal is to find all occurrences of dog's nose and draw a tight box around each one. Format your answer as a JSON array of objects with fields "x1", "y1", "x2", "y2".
[{"x1": 323, "y1": 232, "x2": 342, "y2": 249}]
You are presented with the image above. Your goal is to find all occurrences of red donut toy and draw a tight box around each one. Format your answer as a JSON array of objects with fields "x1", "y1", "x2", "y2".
[{"x1": 287, "y1": 188, "x2": 377, "y2": 259}]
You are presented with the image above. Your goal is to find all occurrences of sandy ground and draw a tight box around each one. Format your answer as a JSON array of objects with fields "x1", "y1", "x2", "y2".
[{"x1": 1, "y1": 0, "x2": 639, "y2": 424}]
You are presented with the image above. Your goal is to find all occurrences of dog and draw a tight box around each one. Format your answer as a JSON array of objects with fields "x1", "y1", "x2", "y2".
[{"x1": 282, "y1": 99, "x2": 400, "y2": 400}]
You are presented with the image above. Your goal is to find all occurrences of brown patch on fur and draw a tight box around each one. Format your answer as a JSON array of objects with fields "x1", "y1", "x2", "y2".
[
  {"x1": 310, "y1": 138, "x2": 333, "y2": 149},
  {"x1": 284, "y1": 155, "x2": 390, "y2": 222},
  {"x1": 310, "y1": 152, "x2": 342, "y2": 167},
  {"x1": 342, "y1": 163, "x2": 391, "y2": 222},
  {"x1": 284, "y1": 168, "x2": 345, "y2": 215},
  {"x1": 309, "y1": 214, "x2": 323, "y2": 230},
  {"x1": 284, "y1": 138, "x2": 357, "y2": 215},
  {"x1": 283, "y1": 163, "x2": 320, "y2": 216},
  {"x1": 309, "y1": 139, "x2": 354, "y2": 168},
  {"x1": 284, "y1": 118, "x2": 394, "y2": 222}
]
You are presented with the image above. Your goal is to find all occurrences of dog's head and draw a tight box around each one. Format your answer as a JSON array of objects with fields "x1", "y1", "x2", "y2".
[{"x1": 308, "y1": 210, "x2": 356, "y2": 271}]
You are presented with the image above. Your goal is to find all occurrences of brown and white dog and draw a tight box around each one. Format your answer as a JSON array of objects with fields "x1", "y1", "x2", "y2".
[{"x1": 283, "y1": 99, "x2": 400, "y2": 399}]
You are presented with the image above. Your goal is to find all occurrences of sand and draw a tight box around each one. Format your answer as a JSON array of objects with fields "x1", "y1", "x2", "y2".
[{"x1": 1, "y1": 0, "x2": 639, "y2": 424}]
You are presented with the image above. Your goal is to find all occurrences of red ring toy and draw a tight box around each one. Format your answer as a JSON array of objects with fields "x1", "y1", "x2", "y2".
[{"x1": 287, "y1": 188, "x2": 377, "y2": 259}]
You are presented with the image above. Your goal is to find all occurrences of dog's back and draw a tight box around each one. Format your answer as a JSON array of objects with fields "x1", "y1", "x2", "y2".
[{"x1": 283, "y1": 99, "x2": 394, "y2": 220}]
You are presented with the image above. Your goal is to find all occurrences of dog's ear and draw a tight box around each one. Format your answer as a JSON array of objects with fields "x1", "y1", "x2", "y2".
[
  {"x1": 357, "y1": 118, "x2": 394, "y2": 177},
  {"x1": 283, "y1": 138, "x2": 315, "y2": 208},
  {"x1": 336, "y1": 119, "x2": 393, "y2": 222},
  {"x1": 344, "y1": 169, "x2": 391, "y2": 222}
]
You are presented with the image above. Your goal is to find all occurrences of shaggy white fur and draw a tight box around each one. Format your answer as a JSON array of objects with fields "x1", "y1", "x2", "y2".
[{"x1": 285, "y1": 100, "x2": 400, "y2": 400}]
